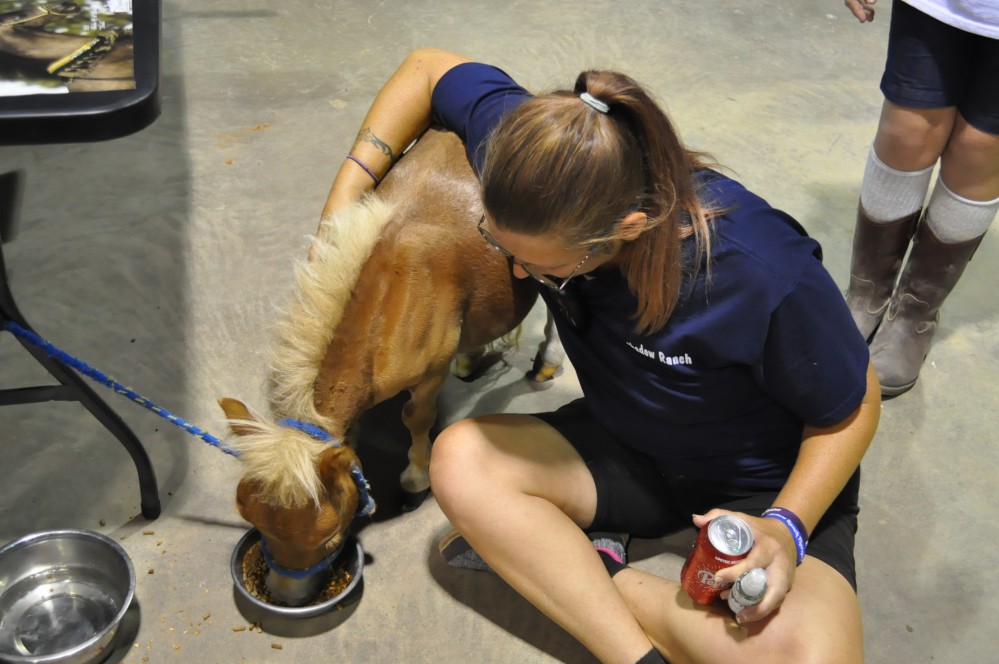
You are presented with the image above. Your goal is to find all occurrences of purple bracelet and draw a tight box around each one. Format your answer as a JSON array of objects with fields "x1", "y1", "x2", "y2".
[
  {"x1": 762, "y1": 507, "x2": 808, "y2": 566},
  {"x1": 345, "y1": 154, "x2": 381, "y2": 186}
]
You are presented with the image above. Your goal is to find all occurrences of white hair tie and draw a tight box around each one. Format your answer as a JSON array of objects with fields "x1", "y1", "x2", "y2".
[{"x1": 580, "y1": 92, "x2": 609, "y2": 114}]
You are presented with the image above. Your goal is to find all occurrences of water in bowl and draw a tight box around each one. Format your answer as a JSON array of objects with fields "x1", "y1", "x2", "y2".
[{"x1": 0, "y1": 566, "x2": 122, "y2": 657}]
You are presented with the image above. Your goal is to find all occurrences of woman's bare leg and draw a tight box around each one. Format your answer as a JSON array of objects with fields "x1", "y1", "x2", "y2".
[
  {"x1": 615, "y1": 557, "x2": 863, "y2": 664},
  {"x1": 431, "y1": 415, "x2": 865, "y2": 663},
  {"x1": 430, "y1": 414, "x2": 656, "y2": 664},
  {"x1": 872, "y1": 100, "x2": 955, "y2": 171},
  {"x1": 938, "y1": 114, "x2": 999, "y2": 201}
]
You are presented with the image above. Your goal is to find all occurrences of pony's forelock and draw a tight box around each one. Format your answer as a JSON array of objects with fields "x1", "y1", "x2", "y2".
[{"x1": 227, "y1": 418, "x2": 326, "y2": 508}]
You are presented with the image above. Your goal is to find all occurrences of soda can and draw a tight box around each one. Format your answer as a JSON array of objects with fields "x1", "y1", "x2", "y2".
[{"x1": 680, "y1": 515, "x2": 754, "y2": 605}]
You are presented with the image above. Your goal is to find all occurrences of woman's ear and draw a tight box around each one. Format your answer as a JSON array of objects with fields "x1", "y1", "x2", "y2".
[{"x1": 616, "y1": 211, "x2": 648, "y2": 241}]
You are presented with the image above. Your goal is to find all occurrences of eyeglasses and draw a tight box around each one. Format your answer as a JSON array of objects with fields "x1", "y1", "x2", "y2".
[
  {"x1": 477, "y1": 215, "x2": 602, "y2": 330},
  {"x1": 477, "y1": 215, "x2": 600, "y2": 292}
]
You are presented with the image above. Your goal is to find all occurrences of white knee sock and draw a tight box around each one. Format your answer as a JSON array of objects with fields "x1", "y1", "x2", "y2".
[
  {"x1": 924, "y1": 180, "x2": 999, "y2": 244},
  {"x1": 859, "y1": 146, "x2": 934, "y2": 223}
]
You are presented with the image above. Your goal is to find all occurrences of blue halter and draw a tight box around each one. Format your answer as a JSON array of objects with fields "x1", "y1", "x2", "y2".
[
  {"x1": 256, "y1": 419, "x2": 375, "y2": 580},
  {"x1": 276, "y1": 418, "x2": 376, "y2": 518},
  {"x1": 259, "y1": 533, "x2": 347, "y2": 580}
]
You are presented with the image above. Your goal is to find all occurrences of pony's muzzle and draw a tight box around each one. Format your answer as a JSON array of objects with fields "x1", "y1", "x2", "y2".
[{"x1": 265, "y1": 567, "x2": 330, "y2": 607}]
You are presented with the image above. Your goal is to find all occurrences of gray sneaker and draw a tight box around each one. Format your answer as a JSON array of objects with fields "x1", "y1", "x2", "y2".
[
  {"x1": 439, "y1": 528, "x2": 630, "y2": 572},
  {"x1": 589, "y1": 531, "x2": 629, "y2": 564},
  {"x1": 439, "y1": 528, "x2": 493, "y2": 572}
]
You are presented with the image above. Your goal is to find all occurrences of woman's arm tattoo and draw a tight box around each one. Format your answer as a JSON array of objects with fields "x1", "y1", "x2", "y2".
[{"x1": 353, "y1": 128, "x2": 398, "y2": 163}]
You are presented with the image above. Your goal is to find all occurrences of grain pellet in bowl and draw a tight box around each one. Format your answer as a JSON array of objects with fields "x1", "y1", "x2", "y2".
[{"x1": 240, "y1": 541, "x2": 351, "y2": 607}]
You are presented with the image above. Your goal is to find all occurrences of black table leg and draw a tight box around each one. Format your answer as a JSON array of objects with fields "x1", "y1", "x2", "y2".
[{"x1": 1, "y1": 170, "x2": 160, "y2": 519}]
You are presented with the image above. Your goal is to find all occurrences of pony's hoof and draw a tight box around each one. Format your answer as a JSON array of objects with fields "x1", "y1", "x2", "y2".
[
  {"x1": 402, "y1": 488, "x2": 431, "y2": 512},
  {"x1": 453, "y1": 351, "x2": 485, "y2": 379},
  {"x1": 525, "y1": 367, "x2": 557, "y2": 390}
]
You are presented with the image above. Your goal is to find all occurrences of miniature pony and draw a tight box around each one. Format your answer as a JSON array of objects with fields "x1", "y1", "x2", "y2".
[{"x1": 220, "y1": 129, "x2": 562, "y2": 605}]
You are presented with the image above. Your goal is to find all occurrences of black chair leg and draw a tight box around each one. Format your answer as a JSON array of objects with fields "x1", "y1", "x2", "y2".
[
  {"x1": 1, "y1": 170, "x2": 160, "y2": 519},
  {"x1": 10, "y1": 330, "x2": 162, "y2": 519}
]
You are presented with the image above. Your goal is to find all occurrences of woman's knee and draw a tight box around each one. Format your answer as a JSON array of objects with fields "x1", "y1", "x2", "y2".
[
  {"x1": 940, "y1": 116, "x2": 999, "y2": 198},
  {"x1": 755, "y1": 626, "x2": 861, "y2": 664},
  {"x1": 429, "y1": 418, "x2": 495, "y2": 509},
  {"x1": 874, "y1": 102, "x2": 956, "y2": 170},
  {"x1": 718, "y1": 610, "x2": 860, "y2": 664},
  {"x1": 761, "y1": 561, "x2": 864, "y2": 664}
]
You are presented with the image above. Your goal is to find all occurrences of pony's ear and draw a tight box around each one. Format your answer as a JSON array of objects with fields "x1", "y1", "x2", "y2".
[
  {"x1": 317, "y1": 446, "x2": 361, "y2": 515},
  {"x1": 234, "y1": 478, "x2": 256, "y2": 522},
  {"x1": 218, "y1": 397, "x2": 257, "y2": 435}
]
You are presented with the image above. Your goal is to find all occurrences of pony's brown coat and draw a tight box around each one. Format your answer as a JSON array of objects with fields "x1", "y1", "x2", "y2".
[{"x1": 222, "y1": 130, "x2": 540, "y2": 597}]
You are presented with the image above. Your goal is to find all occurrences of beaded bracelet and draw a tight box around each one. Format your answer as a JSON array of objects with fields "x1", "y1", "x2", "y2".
[
  {"x1": 762, "y1": 507, "x2": 808, "y2": 566},
  {"x1": 345, "y1": 154, "x2": 381, "y2": 186}
]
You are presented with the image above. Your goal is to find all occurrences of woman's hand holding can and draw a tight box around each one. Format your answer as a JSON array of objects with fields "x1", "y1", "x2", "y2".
[{"x1": 691, "y1": 510, "x2": 799, "y2": 624}]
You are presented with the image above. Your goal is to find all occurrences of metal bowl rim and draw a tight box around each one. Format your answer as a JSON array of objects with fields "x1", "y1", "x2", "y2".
[
  {"x1": 0, "y1": 528, "x2": 136, "y2": 664},
  {"x1": 230, "y1": 528, "x2": 363, "y2": 619}
]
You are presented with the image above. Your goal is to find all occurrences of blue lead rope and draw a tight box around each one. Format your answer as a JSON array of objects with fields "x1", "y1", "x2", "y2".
[
  {"x1": 3, "y1": 321, "x2": 376, "y2": 518},
  {"x1": 3, "y1": 320, "x2": 236, "y2": 456}
]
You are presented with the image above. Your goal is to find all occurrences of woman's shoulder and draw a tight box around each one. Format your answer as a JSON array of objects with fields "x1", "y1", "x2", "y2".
[
  {"x1": 692, "y1": 171, "x2": 826, "y2": 305},
  {"x1": 433, "y1": 62, "x2": 530, "y2": 105},
  {"x1": 431, "y1": 63, "x2": 532, "y2": 172},
  {"x1": 700, "y1": 171, "x2": 821, "y2": 272}
]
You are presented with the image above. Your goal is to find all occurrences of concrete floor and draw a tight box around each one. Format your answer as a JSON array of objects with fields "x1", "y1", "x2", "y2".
[{"x1": 1, "y1": 1, "x2": 996, "y2": 662}]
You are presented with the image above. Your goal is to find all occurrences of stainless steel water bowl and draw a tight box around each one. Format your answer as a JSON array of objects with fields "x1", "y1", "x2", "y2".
[
  {"x1": 0, "y1": 529, "x2": 135, "y2": 664},
  {"x1": 230, "y1": 529, "x2": 363, "y2": 637}
]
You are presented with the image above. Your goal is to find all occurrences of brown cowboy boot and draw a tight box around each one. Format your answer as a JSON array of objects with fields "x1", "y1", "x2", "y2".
[
  {"x1": 869, "y1": 220, "x2": 985, "y2": 396},
  {"x1": 844, "y1": 204, "x2": 920, "y2": 341}
]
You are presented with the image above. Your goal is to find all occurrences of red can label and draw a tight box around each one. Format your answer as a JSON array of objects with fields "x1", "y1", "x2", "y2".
[{"x1": 680, "y1": 515, "x2": 754, "y2": 605}]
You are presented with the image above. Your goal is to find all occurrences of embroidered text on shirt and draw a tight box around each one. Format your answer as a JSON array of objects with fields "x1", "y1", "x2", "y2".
[{"x1": 625, "y1": 342, "x2": 693, "y2": 367}]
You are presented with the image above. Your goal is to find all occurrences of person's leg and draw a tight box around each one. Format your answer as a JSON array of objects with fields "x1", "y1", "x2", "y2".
[
  {"x1": 432, "y1": 405, "x2": 866, "y2": 663},
  {"x1": 612, "y1": 471, "x2": 863, "y2": 663},
  {"x1": 430, "y1": 414, "x2": 659, "y2": 664},
  {"x1": 869, "y1": 115, "x2": 999, "y2": 394},
  {"x1": 938, "y1": 115, "x2": 999, "y2": 204},
  {"x1": 844, "y1": 104, "x2": 945, "y2": 339},
  {"x1": 845, "y1": 100, "x2": 956, "y2": 340},
  {"x1": 867, "y1": 25, "x2": 999, "y2": 393},
  {"x1": 614, "y1": 557, "x2": 862, "y2": 664},
  {"x1": 871, "y1": 102, "x2": 955, "y2": 172},
  {"x1": 845, "y1": 0, "x2": 968, "y2": 339},
  {"x1": 940, "y1": 25, "x2": 999, "y2": 203}
]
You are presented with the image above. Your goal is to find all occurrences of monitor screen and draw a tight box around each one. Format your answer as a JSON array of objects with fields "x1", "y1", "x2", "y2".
[
  {"x1": 0, "y1": 0, "x2": 157, "y2": 143},
  {"x1": 1, "y1": 1, "x2": 136, "y2": 97}
]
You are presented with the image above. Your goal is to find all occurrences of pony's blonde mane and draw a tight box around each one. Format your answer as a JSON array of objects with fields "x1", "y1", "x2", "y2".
[
  {"x1": 268, "y1": 196, "x2": 396, "y2": 428},
  {"x1": 231, "y1": 197, "x2": 395, "y2": 507}
]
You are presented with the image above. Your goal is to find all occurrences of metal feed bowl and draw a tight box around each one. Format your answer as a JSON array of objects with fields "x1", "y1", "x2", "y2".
[
  {"x1": 230, "y1": 529, "x2": 363, "y2": 637},
  {"x1": 0, "y1": 529, "x2": 135, "y2": 664}
]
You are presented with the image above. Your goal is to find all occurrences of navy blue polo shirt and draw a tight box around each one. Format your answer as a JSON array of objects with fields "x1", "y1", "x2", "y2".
[{"x1": 432, "y1": 63, "x2": 870, "y2": 489}]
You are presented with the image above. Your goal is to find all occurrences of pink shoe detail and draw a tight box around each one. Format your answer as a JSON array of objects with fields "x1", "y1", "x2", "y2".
[{"x1": 594, "y1": 546, "x2": 623, "y2": 564}]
